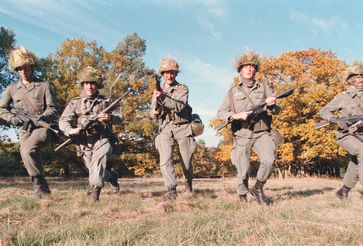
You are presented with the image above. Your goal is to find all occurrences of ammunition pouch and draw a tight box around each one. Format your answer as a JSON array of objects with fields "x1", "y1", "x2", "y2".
[
  {"x1": 270, "y1": 128, "x2": 284, "y2": 146},
  {"x1": 190, "y1": 114, "x2": 204, "y2": 136}
]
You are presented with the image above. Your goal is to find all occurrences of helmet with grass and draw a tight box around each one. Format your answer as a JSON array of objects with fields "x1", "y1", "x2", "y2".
[
  {"x1": 235, "y1": 51, "x2": 260, "y2": 72},
  {"x1": 159, "y1": 58, "x2": 180, "y2": 74},
  {"x1": 78, "y1": 66, "x2": 104, "y2": 89},
  {"x1": 8, "y1": 47, "x2": 37, "y2": 72},
  {"x1": 346, "y1": 61, "x2": 363, "y2": 81}
]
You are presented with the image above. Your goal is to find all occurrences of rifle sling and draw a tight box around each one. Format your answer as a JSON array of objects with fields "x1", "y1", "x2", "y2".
[{"x1": 21, "y1": 83, "x2": 46, "y2": 115}]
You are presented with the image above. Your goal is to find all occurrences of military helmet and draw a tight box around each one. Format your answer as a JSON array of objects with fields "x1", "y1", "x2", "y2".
[
  {"x1": 8, "y1": 47, "x2": 37, "y2": 72},
  {"x1": 159, "y1": 58, "x2": 180, "y2": 74},
  {"x1": 78, "y1": 66, "x2": 104, "y2": 89},
  {"x1": 346, "y1": 61, "x2": 363, "y2": 81},
  {"x1": 235, "y1": 51, "x2": 260, "y2": 72}
]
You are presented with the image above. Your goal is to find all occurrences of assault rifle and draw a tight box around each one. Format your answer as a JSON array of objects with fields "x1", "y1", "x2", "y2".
[
  {"x1": 11, "y1": 109, "x2": 60, "y2": 135},
  {"x1": 54, "y1": 88, "x2": 132, "y2": 152},
  {"x1": 214, "y1": 82, "x2": 307, "y2": 131},
  {"x1": 315, "y1": 114, "x2": 363, "y2": 133}
]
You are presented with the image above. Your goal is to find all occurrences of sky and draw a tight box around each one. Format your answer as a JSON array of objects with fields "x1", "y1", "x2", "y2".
[{"x1": 1, "y1": 0, "x2": 363, "y2": 147}]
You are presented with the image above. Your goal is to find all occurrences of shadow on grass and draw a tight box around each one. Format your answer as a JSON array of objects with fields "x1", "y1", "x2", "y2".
[{"x1": 274, "y1": 187, "x2": 335, "y2": 201}]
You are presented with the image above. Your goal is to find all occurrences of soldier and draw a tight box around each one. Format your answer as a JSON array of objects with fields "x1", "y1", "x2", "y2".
[
  {"x1": 320, "y1": 61, "x2": 363, "y2": 199},
  {"x1": 0, "y1": 47, "x2": 57, "y2": 198},
  {"x1": 150, "y1": 58, "x2": 197, "y2": 199},
  {"x1": 216, "y1": 51, "x2": 280, "y2": 205},
  {"x1": 59, "y1": 66, "x2": 121, "y2": 202}
]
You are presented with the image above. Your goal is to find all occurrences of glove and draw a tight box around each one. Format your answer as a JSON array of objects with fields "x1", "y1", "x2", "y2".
[
  {"x1": 10, "y1": 117, "x2": 23, "y2": 126},
  {"x1": 37, "y1": 115, "x2": 47, "y2": 121},
  {"x1": 330, "y1": 117, "x2": 348, "y2": 131}
]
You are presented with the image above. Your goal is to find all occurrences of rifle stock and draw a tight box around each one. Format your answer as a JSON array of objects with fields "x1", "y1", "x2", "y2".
[{"x1": 315, "y1": 114, "x2": 363, "y2": 131}]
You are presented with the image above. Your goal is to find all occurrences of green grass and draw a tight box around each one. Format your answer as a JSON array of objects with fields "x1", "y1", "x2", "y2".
[{"x1": 0, "y1": 177, "x2": 362, "y2": 245}]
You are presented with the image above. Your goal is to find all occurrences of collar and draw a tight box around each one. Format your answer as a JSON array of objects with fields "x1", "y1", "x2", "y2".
[
  {"x1": 80, "y1": 90, "x2": 100, "y2": 99},
  {"x1": 162, "y1": 81, "x2": 179, "y2": 92}
]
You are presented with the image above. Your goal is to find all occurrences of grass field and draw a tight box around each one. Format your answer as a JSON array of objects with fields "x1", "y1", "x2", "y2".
[{"x1": 0, "y1": 176, "x2": 362, "y2": 245}]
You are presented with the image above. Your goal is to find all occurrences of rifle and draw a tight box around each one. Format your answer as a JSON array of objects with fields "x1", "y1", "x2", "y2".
[
  {"x1": 214, "y1": 82, "x2": 307, "y2": 131},
  {"x1": 11, "y1": 109, "x2": 60, "y2": 135},
  {"x1": 54, "y1": 88, "x2": 132, "y2": 152},
  {"x1": 315, "y1": 114, "x2": 363, "y2": 133}
]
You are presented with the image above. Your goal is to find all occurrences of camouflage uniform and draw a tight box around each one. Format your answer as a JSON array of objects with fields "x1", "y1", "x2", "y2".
[
  {"x1": 216, "y1": 52, "x2": 280, "y2": 205},
  {"x1": 59, "y1": 66, "x2": 121, "y2": 201},
  {"x1": 151, "y1": 58, "x2": 197, "y2": 198},
  {"x1": 320, "y1": 61, "x2": 363, "y2": 199},
  {"x1": 0, "y1": 47, "x2": 57, "y2": 197}
]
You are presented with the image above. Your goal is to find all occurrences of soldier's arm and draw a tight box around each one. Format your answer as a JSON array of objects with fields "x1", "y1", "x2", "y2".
[
  {"x1": 150, "y1": 92, "x2": 160, "y2": 119},
  {"x1": 265, "y1": 85, "x2": 281, "y2": 115},
  {"x1": 0, "y1": 85, "x2": 17, "y2": 123},
  {"x1": 59, "y1": 100, "x2": 77, "y2": 137},
  {"x1": 320, "y1": 95, "x2": 343, "y2": 121},
  {"x1": 162, "y1": 84, "x2": 189, "y2": 113},
  {"x1": 216, "y1": 90, "x2": 234, "y2": 122}
]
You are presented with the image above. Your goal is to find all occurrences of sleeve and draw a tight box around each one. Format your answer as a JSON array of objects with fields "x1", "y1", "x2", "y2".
[
  {"x1": 41, "y1": 82, "x2": 57, "y2": 120},
  {"x1": 0, "y1": 85, "x2": 16, "y2": 122},
  {"x1": 59, "y1": 100, "x2": 77, "y2": 137},
  {"x1": 266, "y1": 85, "x2": 281, "y2": 115},
  {"x1": 320, "y1": 95, "x2": 343, "y2": 121},
  {"x1": 162, "y1": 84, "x2": 189, "y2": 113},
  {"x1": 216, "y1": 89, "x2": 234, "y2": 122}
]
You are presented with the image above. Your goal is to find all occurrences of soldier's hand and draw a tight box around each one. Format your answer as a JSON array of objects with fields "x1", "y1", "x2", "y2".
[
  {"x1": 97, "y1": 113, "x2": 111, "y2": 122},
  {"x1": 265, "y1": 97, "x2": 276, "y2": 106},
  {"x1": 69, "y1": 128, "x2": 81, "y2": 136},
  {"x1": 232, "y1": 111, "x2": 252, "y2": 120},
  {"x1": 152, "y1": 108, "x2": 161, "y2": 116},
  {"x1": 154, "y1": 90, "x2": 166, "y2": 100},
  {"x1": 10, "y1": 116, "x2": 23, "y2": 126}
]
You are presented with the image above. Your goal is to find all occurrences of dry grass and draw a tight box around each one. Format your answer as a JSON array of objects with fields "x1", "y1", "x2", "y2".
[{"x1": 0, "y1": 176, "x2": 362, "y2": 245}]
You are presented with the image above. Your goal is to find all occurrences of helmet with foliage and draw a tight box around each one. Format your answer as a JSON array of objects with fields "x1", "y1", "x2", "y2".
[
  {"x1": 235, "y1": 51, "x2": 260, "y2": 72},
  {"x1": 159, "y1": 58, "x2": 180, "y2": 74},
  {"x1": 8, "y1": 47, "x2": 37, "y2": 72},
  {"x1": 346, "y1": 61, "x2": 363, "y2": 80},
  {"x1": 78, "y1": 66, "x2": 104, "y2": 89}
]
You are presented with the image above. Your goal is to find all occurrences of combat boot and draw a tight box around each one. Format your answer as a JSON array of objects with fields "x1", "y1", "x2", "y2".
[
  {"x1": 31, "y1": 176, "x2": 43, "y2": 198},
  {"x1": 109, "y1": 173, "x2": 120, "y2": 193},
  {"x1": 336, "y1": 185, "x2": 351, "y2": 200},
  {"x1": 250, "y1": 180, "x2": 271, "y2": 205},
  {"x1": 168, "y1": 187, "x2": 178, "y2": 200},
  {"x1": 91, "y1": 186, "x2": 102, "y2": 202},
  {"x1": 185, "y1": 179, "x2": 193, "y2": 193},
  {"x1": 239, "y1": 194, "x2": 247, "y2": 203},
  {"x1": 38, "y1": 175, "x2": 51, "y2": 194}
]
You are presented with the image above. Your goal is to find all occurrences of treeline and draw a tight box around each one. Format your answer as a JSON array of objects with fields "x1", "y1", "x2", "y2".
[{"x1": 0, "y1": 27, "x2": 349, "y2": 178}]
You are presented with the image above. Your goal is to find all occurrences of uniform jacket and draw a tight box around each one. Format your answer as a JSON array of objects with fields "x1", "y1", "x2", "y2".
[
  {"x1": 150, "y1": 81, "x2": 192, "y2": 129},
  {"x1": 320, "y1": 86, "x2": 363, "y2": 138},
  {"x1": 217, "y1": 79, "x2": 280, "y2": 138},
  {"x1": 0, "y1": 79, "x2": 56, "y2": 123},
  {"x1": 59, "y1": 91, "x2": 122, "y2": 138}
]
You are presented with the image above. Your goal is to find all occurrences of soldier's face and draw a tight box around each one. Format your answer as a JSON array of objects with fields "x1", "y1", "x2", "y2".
[
  {"x1": 162, "y1": 70, "x2": 177, "y2": 85},
  {"x1": 16, "y1": 65, "x2": 33, "y2": 81},
  {"x1": 240, "y1": 64, "x2": 256, "y2": 80},
  {"x1": 83, "y1": 82, "x2": 99, "y2": 96},
  {"x1": 349, "y1": 75, "x2": 363, "y2": 90}
]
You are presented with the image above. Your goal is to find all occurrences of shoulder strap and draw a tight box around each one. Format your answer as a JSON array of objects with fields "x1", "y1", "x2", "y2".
[
  {"x1": 22, "y1": 82, "x2": 47, "y2": 115},
  {"x1": 240, "y1": 86, "x2": 256, "y2": 107}
]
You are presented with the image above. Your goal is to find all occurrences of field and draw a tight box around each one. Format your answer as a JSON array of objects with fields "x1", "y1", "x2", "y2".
[{"x1": 0, "y1": 177, "x2": 362, "y2": 245}]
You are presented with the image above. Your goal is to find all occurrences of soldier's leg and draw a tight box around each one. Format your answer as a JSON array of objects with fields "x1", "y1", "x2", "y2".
[
  {"x1": 253, "y1": 133, "x2": 275, "y2": 182},
  {"x1": 155, "y1": 131, "x2": 176, "y2": 191},
  {"x1": 176, "y1": 136, "x2": 197, "y2": 191},
  {"x1": 231, "y1": 137, "x2": 253, "y2": 198},
  {"x1": 250, "y1": 133, "x2": 275, "y2": 205},
  {"x1": 19, "y1": 128, "x2": 49, "y2": 176},
  {"x1": 338, "y1": 136, "x2": 363, "y2": 186},
  {"x1": 88, "y1": 139, "x2": 112, "y2": 188}
]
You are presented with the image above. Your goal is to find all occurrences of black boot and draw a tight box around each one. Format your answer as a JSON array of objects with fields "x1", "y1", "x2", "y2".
[
  {"x1": 31, "y1": 176, "x2": 43, "y2": 198},
  {"x1": 109, "y1": 173, "x2": 120, "y2": 193},
  {"x1": 336, "y1": 185, "x2": 351, "y2": 200},
  {"x1": 239, "y1": 194, "x2": 247, "y2": 202},
  {"x1": 38, "y1": 175, "x2": 51, "y2": 194},
  {"x1": 185, "y1": 179, "x2": 193, "y2": 193},
  {"x1": 91, "y1": 186, "x2": 102, "y2": 202},
  {"x1": 250, "y1": 180, "x2": 271, "y2": 205},
  {"x1": 168, "y1": 187, "x2": 177, "y2": 200}
]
